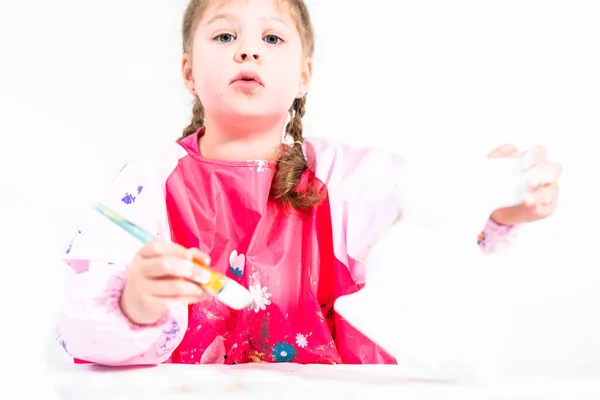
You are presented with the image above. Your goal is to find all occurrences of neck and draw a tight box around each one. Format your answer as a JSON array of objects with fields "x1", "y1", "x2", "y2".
[{"x1": 199, "y1": 116, "x2": 287, "y2": 162}]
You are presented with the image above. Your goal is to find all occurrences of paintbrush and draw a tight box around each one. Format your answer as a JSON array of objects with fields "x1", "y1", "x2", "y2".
[{"x1": 91, "y1": 202, "x2": 253, "y2": 310}]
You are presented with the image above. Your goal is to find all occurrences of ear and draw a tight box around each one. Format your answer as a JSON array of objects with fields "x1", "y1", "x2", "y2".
[
  {"x1": 296, "y1": 58, "x2": 313, "y2": 98},
  {"x1": 182, "y1": 53, "x2": 196, "y2": 96}
]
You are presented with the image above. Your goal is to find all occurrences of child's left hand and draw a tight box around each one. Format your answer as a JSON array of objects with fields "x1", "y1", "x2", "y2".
[{"x1": 488, "y1": 144, "x2": 562, "y2": 226}]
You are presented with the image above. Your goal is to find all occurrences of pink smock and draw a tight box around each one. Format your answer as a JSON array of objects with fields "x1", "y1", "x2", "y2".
[{"x1": 57, "y1": 129, "x2": 515, "y2": 366}]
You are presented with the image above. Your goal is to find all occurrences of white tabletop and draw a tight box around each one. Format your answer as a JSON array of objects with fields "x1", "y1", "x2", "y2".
[{"x1": 47, "y1": 362, "x2": 600, "y2": 400}]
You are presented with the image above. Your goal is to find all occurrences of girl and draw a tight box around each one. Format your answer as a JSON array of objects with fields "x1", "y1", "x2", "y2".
[{"x1": 56, "y1": 0, "x2": 561, "y2": 366}]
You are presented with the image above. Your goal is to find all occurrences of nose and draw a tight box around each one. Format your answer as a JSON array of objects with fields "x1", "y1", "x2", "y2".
[
  {"x1": 234, "y1": 42, "x2": 261, "y2": 63},
  {"x1": 240, "y1": 53, "x2": 260, "y2": 61}
]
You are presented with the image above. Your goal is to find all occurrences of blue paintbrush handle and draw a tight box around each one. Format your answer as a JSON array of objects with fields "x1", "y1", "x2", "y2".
[{"x1": 92, "y1": 202, "x2": 157, "y2": 243}]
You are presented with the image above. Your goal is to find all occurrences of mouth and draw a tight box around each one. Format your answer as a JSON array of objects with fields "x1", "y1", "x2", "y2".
[{"x1": 231, "y1": 71, "x2": 264, "y2": 86}]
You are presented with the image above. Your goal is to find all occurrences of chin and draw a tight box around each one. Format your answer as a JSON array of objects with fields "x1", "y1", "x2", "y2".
[{"x1": 218, "y1": 104, "x2": 289, "y2": 125}]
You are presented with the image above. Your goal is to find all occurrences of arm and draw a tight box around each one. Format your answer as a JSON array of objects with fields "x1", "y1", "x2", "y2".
[
  {"x1": 305, "y1": 138, "x2": 521, "y2": 284},
  {"x1": 57, "y1": 262, "x2": 187, "y2": 366},
  {"x1": 56, "y1": 147, "x2": 188, "y2": 366},
  {"x1": 477, "y1": 143, "x2": 562, "y2": 255}
]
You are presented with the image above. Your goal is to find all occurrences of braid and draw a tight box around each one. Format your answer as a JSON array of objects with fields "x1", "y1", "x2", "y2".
[
  {"x1": 179, "y1": 97, "x2": 205, "y2": 140},
  {"x1": 285, "y1": 97, "x2": 306, "y2": 143},
  {"x1": 270, "y1": 96, "x2": 325, "y2": 210}
]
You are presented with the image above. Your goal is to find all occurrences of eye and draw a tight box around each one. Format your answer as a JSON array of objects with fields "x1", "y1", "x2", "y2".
[
  {"x1": 263, "y1": 34, "x2": 283, "y2": 45},
  {"x1": 215, "y1": 33, "x2": 235, "y2": 43}
]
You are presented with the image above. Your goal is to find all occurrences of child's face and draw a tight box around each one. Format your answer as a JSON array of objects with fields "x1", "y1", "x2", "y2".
[{"x1": 183, "y1": 0, "x2": 311, "y2": 126}]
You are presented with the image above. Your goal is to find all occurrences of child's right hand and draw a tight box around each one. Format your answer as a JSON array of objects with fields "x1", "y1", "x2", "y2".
[{"x1": 120, "y1": 240, "x2": 212, "y2": 325}]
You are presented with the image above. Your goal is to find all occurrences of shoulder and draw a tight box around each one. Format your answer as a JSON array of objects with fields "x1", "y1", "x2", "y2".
[
  {"x1": 303, "y1": 137, "x2": 403, "y2": 184},
  {"x1": 114, "y1": 141, "x2": 189, "y2": 185}
]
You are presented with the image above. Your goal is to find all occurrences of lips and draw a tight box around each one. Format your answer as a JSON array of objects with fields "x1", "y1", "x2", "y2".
[{"x1": 231, "y1": 71, "x2": 264, "y2": 86}]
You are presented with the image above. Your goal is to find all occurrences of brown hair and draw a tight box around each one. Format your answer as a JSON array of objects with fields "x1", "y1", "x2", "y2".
[{"x1": 179, "y1": 0, "x2": 324, "y2": 210}]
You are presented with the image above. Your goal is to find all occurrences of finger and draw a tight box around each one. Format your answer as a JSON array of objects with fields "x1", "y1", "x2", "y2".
[
  {"x1": 529, "y1": 145, "x2": 548, "y2": 162},
  {"x1": 523, "y1": 186, "x2": 553, "y2": 206},
  {"x1": 142, "y1": 256, "x2": 212, "y2": 284},
  {"x1": 187, "y1": 248, "x2": 211, "y2": 266},
  {"x1": 519, "y1": 145, "x2": 548, "y2": 172},
  {"x1": 146, "y1": 278, "x2": 205, "y2": 298},
  {"x1": 533, "y1": 198, "x2": 558, "y2": 219},
  {"x1": 551, "y1": 161, "x2": 563, "y2": 178},
  {"x1": 525, "y1": 162, "x2": 563, "y2": 188},
  {"x1": 524, "y1": 185, "x2": 558, "y2": 207},
  {"x1": 139, "y1": 241, "x2": 211, "y2": 266},
  {"x1": 543, "y1": 162, "x2": 563, "y2": 183},
  {"x1": 139, "y1": 240, "x2": 191, "y2": 259},
  {"x1": 167, "y1": 296, "x2": 209, "y2": 305},
  {"x1": 488, "y1": 144, "x2": 520, "y2": 158}
]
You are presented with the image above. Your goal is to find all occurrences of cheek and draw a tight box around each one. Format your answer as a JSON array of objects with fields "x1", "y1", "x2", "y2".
[
  {"x1": 270, "y1": 56, "x2": 303, "y2": 95},
  {"x1": 192, "y1": 65, "x2": 229, "y2": 108},
  {"x1": 191, "y1": 45, "x2": 229, "y2": 94},
  {"x1": 193, "y1": 64, "x2": 220, "y2": 93}
]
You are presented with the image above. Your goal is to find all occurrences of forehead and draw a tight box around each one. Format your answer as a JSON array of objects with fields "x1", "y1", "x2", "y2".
[{"x1": 200, "y1": 0, "x2": 295, "y2": 24}]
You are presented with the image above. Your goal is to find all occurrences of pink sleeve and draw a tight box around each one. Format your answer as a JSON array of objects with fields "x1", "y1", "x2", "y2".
[
  {"x1": 56, "y1": 146, "x2": 189, "y2": 366},
  {"x1": 305, "y1": 138, "x2": 518, "y2": 285},
  {"x1": 305, "y1": 138, "x2": 404, "y2": 287}
]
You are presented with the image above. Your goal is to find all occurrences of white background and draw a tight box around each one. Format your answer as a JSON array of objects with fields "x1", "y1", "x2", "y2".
[{"x1": 0, "y1": 0, "x2": 599, "y2": 393}]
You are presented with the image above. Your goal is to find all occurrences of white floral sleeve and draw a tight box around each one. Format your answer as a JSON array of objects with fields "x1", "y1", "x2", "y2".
[{"x1": 56, "y1": 144, "x2": 189, "y2": 366}]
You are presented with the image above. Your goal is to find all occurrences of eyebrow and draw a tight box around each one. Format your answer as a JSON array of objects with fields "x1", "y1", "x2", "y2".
[
  {"x1": 204, "y1": 12, "x2": 291, "y2": 29},
  {"x1": 204, "y1": 12, "x2": 236, "y2": 26}
]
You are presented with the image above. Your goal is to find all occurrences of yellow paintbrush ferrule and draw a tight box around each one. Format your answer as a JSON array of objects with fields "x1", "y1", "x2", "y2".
[{"x1": 192, "y1": 261, "x2": 226, "y2": 295}]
